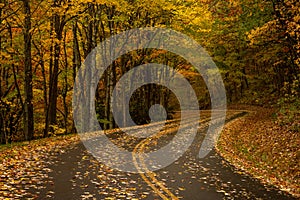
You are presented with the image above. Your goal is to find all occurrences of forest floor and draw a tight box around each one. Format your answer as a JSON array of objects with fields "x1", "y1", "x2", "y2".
[{"x1": 217, "y1": 104, "x2": 300, "y2": 198}]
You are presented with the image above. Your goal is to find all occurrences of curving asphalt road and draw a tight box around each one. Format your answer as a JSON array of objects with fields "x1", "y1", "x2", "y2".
[{"x1": 35, "y1": 111, "x2": 296, "y2": 200}]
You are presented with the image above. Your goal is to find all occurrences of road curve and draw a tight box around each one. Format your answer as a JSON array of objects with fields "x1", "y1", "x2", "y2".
[{"x1": 36, "y1": 111, "x2": 296, "y2": 199}]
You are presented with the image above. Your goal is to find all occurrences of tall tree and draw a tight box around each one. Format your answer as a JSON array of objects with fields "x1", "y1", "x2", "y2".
[{"x1": 22, "y1": 0, "x2": 34, "y2": 140}]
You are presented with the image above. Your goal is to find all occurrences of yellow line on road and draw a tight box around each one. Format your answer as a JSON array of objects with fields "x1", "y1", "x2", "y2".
[
  {"x1": 133, "y1": 141, "x2": 171, "y2": 200},
  {"x1": 132, "y1": 118, "x2": 207, "y2": 199},
  {"x1": 132, "y1": 112, "x2": 238, "y2": 199},
  {"x1": 137, "y1": 138, "x2": 179, "y2": 200}
]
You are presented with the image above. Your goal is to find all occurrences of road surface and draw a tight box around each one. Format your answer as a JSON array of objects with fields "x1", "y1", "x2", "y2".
[{"x1": 32, "y1": 111, "x2": 296, "y2": 199}]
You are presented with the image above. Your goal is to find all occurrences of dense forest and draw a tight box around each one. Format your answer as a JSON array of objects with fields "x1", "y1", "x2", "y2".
[{"x1": 0, "y1": 0, "x2": 299, "y2": 144}]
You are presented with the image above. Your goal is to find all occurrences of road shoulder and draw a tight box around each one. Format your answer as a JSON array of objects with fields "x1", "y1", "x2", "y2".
[{"x1": 216, "y1": 105, "x2": 300, "y2": 198}]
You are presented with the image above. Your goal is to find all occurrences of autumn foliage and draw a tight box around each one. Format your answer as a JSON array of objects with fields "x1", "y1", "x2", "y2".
[{"x1": 0, "y1": 0, "x2": 299, "y2": 143}]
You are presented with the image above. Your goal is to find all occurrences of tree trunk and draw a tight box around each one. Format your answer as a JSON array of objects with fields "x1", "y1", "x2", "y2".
[
  {"x1": 23, "y1": 0, "x2": 34, "y2": 141},
  {"x1": 62, "y1": 29, "x2": 68, "y2": 134},
  {"x1": 48, "y1": 14, "x2": 61, "y2": 131},
  {"x1": 46, "y1": 0, "x2": 64, "y2": 136}
]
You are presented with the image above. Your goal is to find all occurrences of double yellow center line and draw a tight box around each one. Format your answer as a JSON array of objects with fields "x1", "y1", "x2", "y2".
[{"x1": 132, "y1": 115, "x2": 215, "y2": 200}]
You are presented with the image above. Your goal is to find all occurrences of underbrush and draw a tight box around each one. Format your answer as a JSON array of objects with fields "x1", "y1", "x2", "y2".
[{"x1": 275, "y1": 85, "x2": 300, "y2": 133}]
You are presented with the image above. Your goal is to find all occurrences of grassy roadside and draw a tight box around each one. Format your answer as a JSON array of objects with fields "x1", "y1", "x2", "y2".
[{"x1": 216, "y1": 105, "x2": 300, "y2": 198}]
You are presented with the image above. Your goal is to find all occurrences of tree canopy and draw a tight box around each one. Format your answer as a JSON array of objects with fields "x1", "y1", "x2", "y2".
[{"x1": 0, "y1": 0, "x2": 299, "y2": 143}]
